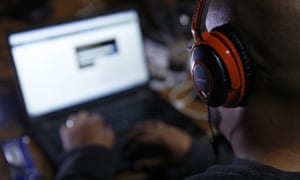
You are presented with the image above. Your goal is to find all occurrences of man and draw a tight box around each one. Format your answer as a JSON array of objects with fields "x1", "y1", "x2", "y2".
[{"x1": 56, "y1": 0, "x2": 300, "y2": 179}]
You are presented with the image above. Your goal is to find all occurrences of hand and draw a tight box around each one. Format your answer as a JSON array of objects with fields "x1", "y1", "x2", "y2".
[
  {"x1": 127, "y1": 121, "x2": 192, "y2": 169},
  {"x1": 59, "y1": 111, "x2": 115, "y2": 151}
]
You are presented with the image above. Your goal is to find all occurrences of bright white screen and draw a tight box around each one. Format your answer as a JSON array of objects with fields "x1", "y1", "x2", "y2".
[{"x1": 9, "y1": 10, "x2": 148, "y2": 118}]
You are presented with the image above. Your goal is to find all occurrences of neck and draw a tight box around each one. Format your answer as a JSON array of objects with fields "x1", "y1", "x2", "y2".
[{"x1": 231, "y1": 96, "x2": 300, "y2": 172}]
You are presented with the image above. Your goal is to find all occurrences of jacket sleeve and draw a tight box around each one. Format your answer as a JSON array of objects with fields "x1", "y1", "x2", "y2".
[{"x1": 55, "y1": 145, "x2": 115, "y2": 180}]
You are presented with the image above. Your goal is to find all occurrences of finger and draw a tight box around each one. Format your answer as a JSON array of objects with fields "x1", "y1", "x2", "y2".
[
  {"x1": 134, "y1": 158, "x2": 166, "y2": 169},
  {"x1": 89, "y1": 114, "x2": 115, "y2": 139},
  {"x1": 64, "y1": 119, "x2": 75, "y2": 129},
  {"x1": 77, "y1": 111, "x2": 89, "y2": 124},
  {"x1": 134, "y1": 134, "x2": 162, "y2": 145},
  {"x1": 135, "y1": 120, "x2": 163, "y2": 130},
  {"x1": 89, "y1": 114, "x2": 114, "y2": 137},
  {"x1": 126, "y1": 128, "x2": 156, "y2": 144},
  {"x1": 105, "y1": 125, "x2": 115, "y2": 140},
  {"x1": 126, "y1": 122, "x2": 164, "y2": 144},
  {"x1": 60, "y1": 114, "x2": 77, "y2": 133},
  {"x1": 67, "y1": 114, "x2": 77, "y2": 121},
  {"x1": 133, "y1": 121, "x2": 164, "y2": 136},
  {"x1": 89, "y1": 113, "x2": 104, "y2": 125},
  {"x1": 62, "y1": 112, "x2": 86, "y2": 131}
]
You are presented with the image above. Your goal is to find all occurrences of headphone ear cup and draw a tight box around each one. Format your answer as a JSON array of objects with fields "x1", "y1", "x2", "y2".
[
  {"x1": 212, "y1": 24, "x2": 254, "y2": 105},
  {"x1": 191, "y1": 45, "x2": 230, "y2": 106}
]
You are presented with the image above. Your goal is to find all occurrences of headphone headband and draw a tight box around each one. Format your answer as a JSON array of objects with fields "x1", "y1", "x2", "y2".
[
  {"x1": 191, "y1": 0, "x2": 211, "y2": 44},
  {"x1": 190, "y1": 0, "x2": 252, "y2": 107}
]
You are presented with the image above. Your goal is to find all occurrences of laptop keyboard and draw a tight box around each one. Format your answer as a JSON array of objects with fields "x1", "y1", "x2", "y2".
[
  {"x1": 96, "y1": 91, "x2": 156, "y2": 135},
  {"x1": 32, "y1": 90, "x2": 204, "y2": 169}
]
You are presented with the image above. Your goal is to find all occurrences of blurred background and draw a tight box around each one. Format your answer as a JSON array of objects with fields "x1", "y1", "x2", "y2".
[
  {"x1": 0, "y1": 0, "x2": 196, "y2": 81},
  {"x1": 0, "y1": 0, "x2": 195, "y2": 40},
  {"x1": 0, "y1": 0, "x2": 204, "y2": 130},
  {"x1": 0, "y1": 0, "x2": 212, "y2": 179}
]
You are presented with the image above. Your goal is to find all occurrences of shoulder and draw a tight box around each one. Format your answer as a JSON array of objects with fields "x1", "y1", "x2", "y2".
[
  {"x1": 184, "y1": 164, "x2": 254, "y2": 180},
  {"x1": 185, "y1": 158, "x2": 300, "y2": 180}
]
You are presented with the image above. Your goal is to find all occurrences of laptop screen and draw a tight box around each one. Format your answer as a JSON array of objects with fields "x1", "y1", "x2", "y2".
[{"x1": 8, "y1": 10, "x2": 149, "y2": 119}]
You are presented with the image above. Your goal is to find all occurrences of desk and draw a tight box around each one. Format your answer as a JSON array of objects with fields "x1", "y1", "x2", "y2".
[{"x1": 0, "y1": 0, "x2": 209, "y2": 179}]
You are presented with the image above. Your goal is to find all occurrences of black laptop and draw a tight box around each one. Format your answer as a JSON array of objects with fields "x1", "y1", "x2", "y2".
[{"x1": 7, "y1": 9, "x2": 203, "y2": 170}]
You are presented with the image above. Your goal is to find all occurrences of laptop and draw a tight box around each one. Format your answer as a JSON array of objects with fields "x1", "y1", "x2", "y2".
[{"x1": 7, "y1": 9, "x2": 203, "y2": 170}]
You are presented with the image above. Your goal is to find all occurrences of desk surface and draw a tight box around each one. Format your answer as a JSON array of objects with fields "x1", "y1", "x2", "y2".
[{"x1": 0, "y1": 0, "x2": 208, "y2": 179}]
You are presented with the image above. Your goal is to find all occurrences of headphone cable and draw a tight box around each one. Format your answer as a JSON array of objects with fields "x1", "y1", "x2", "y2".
[{"x1": 207, "y1": 105, "x2": 220, "y2": 164}]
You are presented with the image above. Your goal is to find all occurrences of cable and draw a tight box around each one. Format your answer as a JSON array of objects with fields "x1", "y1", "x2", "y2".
[
  {"x1": 168, "y1": 80, "x2": 220, "y2": 163},
  {"x1": 207, "y1": 106, "x2": 220, "y2": 164}
]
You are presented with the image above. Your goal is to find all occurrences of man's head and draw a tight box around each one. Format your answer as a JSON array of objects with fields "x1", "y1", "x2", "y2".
[
  {"x1": 201, "y1": 0, "x2": 300, "y2": 161},
  {"x1": 207, "y1": 0, "x2": 300, "y2": 102}
]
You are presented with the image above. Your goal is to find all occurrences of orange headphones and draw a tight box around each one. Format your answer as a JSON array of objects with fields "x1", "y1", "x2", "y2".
[{"x1": 190, "y1": 0, "x2": 253, "y2": 107}]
